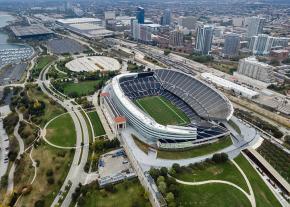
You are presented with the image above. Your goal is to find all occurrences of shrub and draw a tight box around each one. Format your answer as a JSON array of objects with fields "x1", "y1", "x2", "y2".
[
  {"x1": 212, "y1": 153, "x2": 228, "y2": 163},
  {"x1": 46, "y1": 169, "x2": 54, "y2": 177},
  {"x1": 34, "y1": 199, "x2": 45, "y2": 207},
  {"x1": 172, "y1": 163, "x2": 181, "y2": 173},
  {"x1": 47, "y1": 177, "x2": 55, "y2": 185},
  {"x1": 104, "y1": 183, "x2": 116, "y2": 193},
  {"x1": 1, "y1": 174, "x2": 8, "y2": 187}
]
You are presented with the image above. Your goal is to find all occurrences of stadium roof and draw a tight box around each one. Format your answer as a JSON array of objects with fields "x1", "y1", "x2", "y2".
[
  {"x1": 201, "y1": 73, "x2": 259, "y2": 99},
  {"x1": 11, "y1": 25, "x2": 53, "y2": 37},
  {"x1": 112, "y1": 73, "x2": 197, "y2": 136}
]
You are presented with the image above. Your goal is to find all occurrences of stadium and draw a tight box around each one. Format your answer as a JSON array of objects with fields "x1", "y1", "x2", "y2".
[{"x1": 101, "y1": 69, "x2": 234, "y2": 150}]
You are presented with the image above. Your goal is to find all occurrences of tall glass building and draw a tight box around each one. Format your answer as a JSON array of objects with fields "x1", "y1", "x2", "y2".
[{"x1": 136, "y1": 7, "x2": 145, "y2": 24}]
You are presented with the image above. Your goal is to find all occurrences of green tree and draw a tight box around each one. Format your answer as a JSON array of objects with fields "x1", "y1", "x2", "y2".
[
  {"x1": 166, "y1": 192, "x2": 175, "y2": 203},
  {"x1": 160, "y1": 167, "x2": 168, "y2": 177},
  {"x1": 212, "y1": 153, "x2": 228, "y2": 163},
  {"x1": 172, "y1": 163, "x2": 181, "y2": 173},
  {"x1": 157, "y1": 176, "x2": 165, "y2": 184},
  {"x1": 158, "y1": 181, "x2": 167, "y2": 194},
  {"x1": 149, "y1": 167, "x2": 161, "y2": 180}
]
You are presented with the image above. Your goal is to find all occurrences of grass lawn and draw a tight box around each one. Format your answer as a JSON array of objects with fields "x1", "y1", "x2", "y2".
[
  {"x1": 87, "y1": 111, "x2": 105, "y2": 137},
  {"x1": 175, "y1": 161, "x2": 249, "y2": 193},
  {"x1": 234, "y1": 154, "x2": 282, "y2": 207},
  {"x1": 81, "y1": 111, "x2": 93, "y2": 143},
  {"x1": 176, "y1": 183, "x2": 251, "y2": 207},
  {"x1": 46, "y1": 113, "x2": 76, "y2": 147},
  {"x1": 32, "y1": 55, "x2": 56, "y2": 78},
  {"x1": 206, "y1": 61, "x2": 238, "y2": 75},
  {"x1": 127, "y1": 62, "x2": 139, "y2": 71},
  {"x1": 132, "y1": 134, "x2": 150, "y2": 154},
  {"x1": 62, "y1": 80, "x2": 101, "y2": 97},
  {"x1": 14, "y1": 153, "x2": 35, "y2": 191},
  {"x1": 135, "y1": 96, "x2": 190, "y2": 125},
  {"x1": 157, "y1": 136, "x2": 232, "y2": 159},
  {"x1": 27, "y1": 85, "x2": 66, "y2": 127},
  {"x1": 78, "y1": 179, "x2": 151, "y2": 207},
  {"x1": 132, "y1": 134, "x2": 233, "y2": 160},
  {"x1": 19, "y1": 142, "x2": 74, "y2": 206}
]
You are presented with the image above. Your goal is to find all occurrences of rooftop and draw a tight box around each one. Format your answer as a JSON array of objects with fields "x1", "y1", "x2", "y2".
[
  {"x1": 11, "y1": 24, "x2": 53, "y2": 37},
  {"x1": 201, "y1": 73, "x2": 259, "y2": 97},
  {"x1": 242, "y1": 56, "x2": 273, "y2": 68},
  {"x1": 69, "y1": 23, "x2": 104, "y2": 30},
  {"x1": 56, "y1": 17, "x2": 102, "y2": 24}
]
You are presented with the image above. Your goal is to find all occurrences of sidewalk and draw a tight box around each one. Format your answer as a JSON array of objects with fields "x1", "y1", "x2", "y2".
[{"x1": 91, "y1": 93, "x2": 115, "y2": 140}]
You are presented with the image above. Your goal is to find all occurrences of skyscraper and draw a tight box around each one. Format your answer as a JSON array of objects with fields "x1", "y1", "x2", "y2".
[
  {"x1": 139, "y1": 25, "x2": 152, "y2": 42},
  {"x1": 132, "y1": 19, "x2": 139, "y2": 40},
  {"x1": 65, "y1": 0, "x2": 71, "y2": 11},
  {"x1": 161, "y1": 9, "x2": 171, "y2": 26},
  {"x1": 246, "y1": 17, "x2": 265, "y2": 38},
  {"x1": 195, "y1": 24, "x2": 214, "y2": 55},
  {"x1": 223, "y1": 33, "x2": 240, "y2": 57},
  {"x1": 249, "y1": 34, "x2": 274, "y2": 55},
  {"x1": 136, "y1": 7, "x2": 145, "y2": 24},
  {"x1": 169, "y1": 29, "x2": 184, "y2": 48}
]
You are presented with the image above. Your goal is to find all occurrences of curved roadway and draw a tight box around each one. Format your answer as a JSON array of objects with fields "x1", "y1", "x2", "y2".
[{"x1": 38, "y1": 61, "x2": 90, "y2": 207}]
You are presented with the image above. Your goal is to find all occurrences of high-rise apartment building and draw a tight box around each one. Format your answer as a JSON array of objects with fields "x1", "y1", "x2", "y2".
[
  {"x1": 160, "y1": 9, "x2": 171, "y2": 26},
  {"x1": 132, "y1": 19, "x2": 139, "y2": 40},
  {"x1": 246, "y1": 17, "x2": 265, "y2": 37},
  {"x1": 169, "y1": 29, "x2": 184, "y2": 48},
  {"x1": 139, "y1": 24, "x2": 152, "y2": 42},
  {"x1": 223, "y1": 33, "x2": 240, "y2": 57},
  {"x1": 237, "y1": 56, "x2": 275, "y2": 83},
  {"x1": 249, "y1": 34, "x2": 274, "y2": 55},
  {"x1": 195, "y1": 24, "x2": 214, "y2": 55}
]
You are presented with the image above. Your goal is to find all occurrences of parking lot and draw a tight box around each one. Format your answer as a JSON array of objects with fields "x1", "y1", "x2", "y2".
[
  {"x1": 0, "y1": 105, "x2": 11, "y2": 178},
  {"x1": 47, "y1": 38, "x2": 86, "y2": 55},
  {"x1": 98, "y1": 148, "x2": 136, "y2": 187},
  {"x1": 0, "y1": 63, "x2": 27, "y2": 86}
]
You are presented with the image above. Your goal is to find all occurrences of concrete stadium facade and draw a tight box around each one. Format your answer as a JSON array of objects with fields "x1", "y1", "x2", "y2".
[{"x1": 101, "y1": 69, "x2": 233, "y2": 149}]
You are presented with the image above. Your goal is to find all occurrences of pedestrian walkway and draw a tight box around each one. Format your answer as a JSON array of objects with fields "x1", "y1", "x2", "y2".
[
  {"x1": 7, "y1": 111, "x2": 25, "y2": 194},
  {"x1": 173, "y1": 159, "x2": 256, "y2": 207},
  {"x1": 91, "y1": 92, "x2": 115, "y2": 140}
]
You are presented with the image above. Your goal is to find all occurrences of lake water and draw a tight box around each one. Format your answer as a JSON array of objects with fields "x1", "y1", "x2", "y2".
[{"x1": 0, "y1": 14, "x2": 23, "y2": 50}]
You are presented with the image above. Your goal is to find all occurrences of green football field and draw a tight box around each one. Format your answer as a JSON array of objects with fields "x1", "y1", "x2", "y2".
[{"x1": 135, "y1": 96, "x2": 190, "y2": 125}]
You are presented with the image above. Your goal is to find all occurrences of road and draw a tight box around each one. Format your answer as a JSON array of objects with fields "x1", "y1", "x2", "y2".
[
  {"x1": 121, "y1": 116, "x2": 261, "y2": 170},
  {"x1": 38, "y1": 61, "x2": 90, "y2": 207}
]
